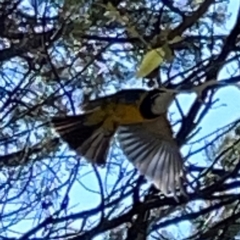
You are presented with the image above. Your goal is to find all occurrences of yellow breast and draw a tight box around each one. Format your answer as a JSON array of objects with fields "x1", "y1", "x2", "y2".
[
  {"x1": 84, "y1": 103, "x2": 145, "y2": 131},
  {"x1": 112, "y1": 104, "x2": 144, "y2": 124}
]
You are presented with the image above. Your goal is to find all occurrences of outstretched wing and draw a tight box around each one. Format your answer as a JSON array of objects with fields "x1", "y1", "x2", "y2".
[{"x1": 117, "y1": 119, "x2": 186, "y2": 200}]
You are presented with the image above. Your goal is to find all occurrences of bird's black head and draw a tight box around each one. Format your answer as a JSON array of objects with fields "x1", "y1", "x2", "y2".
[{"x1": 139, "y1": 89, "x2": 175, "y2": 119}]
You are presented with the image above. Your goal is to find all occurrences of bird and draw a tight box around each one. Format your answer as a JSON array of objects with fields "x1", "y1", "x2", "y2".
[{"x1": 51, "y1": 88, "x2": 186, "y2": 198}]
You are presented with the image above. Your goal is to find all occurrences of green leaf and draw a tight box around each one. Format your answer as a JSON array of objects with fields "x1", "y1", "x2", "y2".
[{"x1": 137, "y1": 48, "x2": 165, "y2": 78}]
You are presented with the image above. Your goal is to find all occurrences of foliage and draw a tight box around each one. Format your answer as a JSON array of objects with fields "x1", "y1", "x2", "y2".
[{"x1": 0, "y1": 0, "x2": 240, "y2": 239}]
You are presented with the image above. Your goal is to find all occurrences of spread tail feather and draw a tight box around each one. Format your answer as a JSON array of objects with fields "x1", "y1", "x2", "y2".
[
  {"x1": 51, "y1": 115, "x2": 111, "y2": 164},
  {"x1": 117, "y1": 124, "x2": 186, "y2": 200}
]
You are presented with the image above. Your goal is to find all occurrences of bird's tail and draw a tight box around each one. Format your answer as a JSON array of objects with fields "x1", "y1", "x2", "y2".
[{"x1": 51, "y1": 115, "x2": 112, "y2": 165}]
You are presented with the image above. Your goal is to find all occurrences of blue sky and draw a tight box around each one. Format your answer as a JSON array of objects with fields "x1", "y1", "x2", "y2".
[{"x1": 1, "y1": 0, "x2": 240, "y2": 239}]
